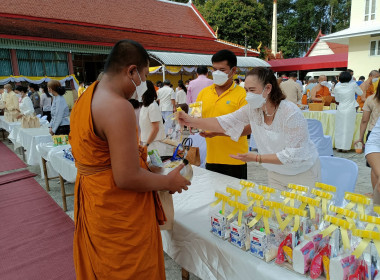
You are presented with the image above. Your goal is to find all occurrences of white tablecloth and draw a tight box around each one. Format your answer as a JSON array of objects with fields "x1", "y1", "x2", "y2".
[
  {"x1": 14, "y1": 127, "x2": 53, "y2": 165},
  {"x1": 0, "y1": 116, "x2": 21, "y2": 134},
  {"x1": 161, "y1": 167, "x2": 304, "y2": 280},
  {"x1": 48, "y1": 145, "x2": 77, "y2": 183},
  {"x1": 36, "y1": 143, "x2": 60, "y2": 179}
]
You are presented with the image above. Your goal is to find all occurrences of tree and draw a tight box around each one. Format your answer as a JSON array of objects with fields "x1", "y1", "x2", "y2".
[{"x1": 198, "y1": 0, "x2": 271, "y2": 54}]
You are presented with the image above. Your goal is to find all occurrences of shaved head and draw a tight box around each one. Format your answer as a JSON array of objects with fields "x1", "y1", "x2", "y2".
[
  {"x1": 4, "y1": 84, "x2": 12, "y2": 91},
  {"x1": 369, "y1": 70, "x2": 380, "y2": 77},
  {"x1": 104, "y1": 40, "x2": 149, "y2": 74},
  {"x1": 318, "y1": 75, "x2": 327, "y2": 83}
]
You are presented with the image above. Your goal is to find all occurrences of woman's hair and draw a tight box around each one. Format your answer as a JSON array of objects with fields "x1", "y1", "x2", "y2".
[
  {"x1": 40, "y1": 84, "x2": 52, "y2": 98},
  {"x1": 15, "y1": 85, "x2": 27, "y2": 93},
  {"x1": 128, "y1": 99, "x2": 141, "y2": 109},
  {"x1": 142, "y1": 80, "x2": 157, "y2": 107},
  {"x1": 246, "y1": 67, "x2": 286, "y2": 106},
  {"x1": 374, "y1": 81, "x2": 380, "y2": 102},
  {"x1": 178, "y1": 83, "x2": 187, "y2": 94},
  {"x1": 47, "y1": 80, "x2": 66, "y2": 96},
  {"x1": 339, "y1": 71, "x2": 351, "y2": 83}
]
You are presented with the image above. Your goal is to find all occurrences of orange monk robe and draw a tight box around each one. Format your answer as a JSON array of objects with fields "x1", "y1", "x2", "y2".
[
  {"x1": 314, "y1": 85, "x2": 331, "y2": 103},
  {"x1": 357, "y1": 83, "x2": 374, "y2": 108},
  {"x1": 69, "y1": 81, "x2": 166, "y2": 280}
]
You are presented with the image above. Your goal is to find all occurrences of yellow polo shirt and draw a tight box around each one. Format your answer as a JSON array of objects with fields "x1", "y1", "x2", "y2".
[{"x1": 196, "y1": 82, "x2": 248, "y2": 165}]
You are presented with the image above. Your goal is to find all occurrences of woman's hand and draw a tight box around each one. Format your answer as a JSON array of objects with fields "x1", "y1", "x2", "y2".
[
  {"x1": 49, "y1": 127, "x2": 54, "y2": 136},
  {"x1": 166, "y1": 164, "x2": 191, "y2": 194},
  {"x1": 177, "y1": 111, "x2": 194, "y2": 127},
  {"x1": 354, "y1": 139, "x2": 364, "y2": 147},
  {"x1": 230, "y1": 152, "x2": 257, "y2": 162},
  {"x1": 199, "y1": 131, "x2": 219, "y2": 138}
]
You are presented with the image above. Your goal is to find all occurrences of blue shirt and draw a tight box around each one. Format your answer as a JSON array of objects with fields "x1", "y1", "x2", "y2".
[{"x1": 49, "y1": 95, "x2": 70, "y2": 133}]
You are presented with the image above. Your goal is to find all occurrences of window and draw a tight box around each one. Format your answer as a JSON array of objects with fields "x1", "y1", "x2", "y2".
[
  {"x1": 0, "y1": 49, "x2": 12, "y2": 76},
  {"x1": 365, "y1": 0, "x2": 376, "y2": 21},
  {"x1": 16, "y1": 50, "x2": 68, "y2": 77},
  {"x1": 370, "y1": 40, "x2": 380, "y2": 56}
]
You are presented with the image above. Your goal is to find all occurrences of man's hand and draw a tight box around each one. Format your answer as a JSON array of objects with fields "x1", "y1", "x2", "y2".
[
  {"x1": 166, "y1": 164, "x2": 191, "y2": 194},
  {"x1": 200, "y1": 131, "x2": 219, "y2": 138}
]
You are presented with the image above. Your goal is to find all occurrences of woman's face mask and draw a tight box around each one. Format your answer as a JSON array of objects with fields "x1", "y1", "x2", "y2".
[{"x1": 245, "y1": 87, "x2": 267, "y2": 109}]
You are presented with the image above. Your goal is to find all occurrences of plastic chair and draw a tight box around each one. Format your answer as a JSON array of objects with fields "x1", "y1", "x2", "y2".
[
  {"x1": 249, "y1": 134, "x2": 258, "y2": 152},
  {"x1": 187, "y1": 133, "x2": 207, "y2": 168},
  {"x1": 307, "y1": 119, "x2": 333, "y2": 156},
  {"x1": 319, "y1": 156, "x2": 358, "y2": 206}
]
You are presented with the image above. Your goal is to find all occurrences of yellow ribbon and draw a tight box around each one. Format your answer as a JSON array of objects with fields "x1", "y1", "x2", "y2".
[
  {"x1": 259, "y1": 185, "x2": 276, "y2": 200},
  {"x1": 210, "y1": 192, "x2": 230, "y2": 215},
  {"x1": 189, "y1": 101, "x2": 202, "y2": 108},
  {"x1": 344, "y1": 193, "x2": 370, "y2": 215},
  {"x1": 247, "y1": 206, "x2": 272, "y2": 234},
  {"x1": 226, "y1": 200, "x2": 249, "y2": 226},
  {"x1": 226, "y1": 187, "x2": 242, "y2": 201},
  {"x1": 279, "y1": 205, "x2": 307, "y2": 232},
  {"x1": 373, "y1": 206, "x2": 380, "y2": 215},
  {"x1": 263, "y1": 200, "x2": 284, "y2": 225},
  {"x1": 315, "y1": 182, "x2": 337, "y2": 193},
  {"x1": 352, "y1": 229, "x2": 380, "y2": 258},
  {"x1": 311, "y1": 189, "x2": 333, "y2": 215},
  {"x1": 247, "y1": 191, "x2": 264, "y2": 207},
  {"x1": 321, "y1": 215, "x2": 353, "y2": 250},
  {"x1": 283, "y1": 184, "x2": 308, "y2": 205},
  {"x1": 282, "y1": 191, "x2": 298, "y2": 207},
  {"x1": 297, "y1": 195, "x2": 320, "y2": 219},
  {"x1": 329, "y1": 205, "x2": 357, "y2": 225},
  {"x1": 240, "y1": 180, "x2": 255, "y2": 191}
]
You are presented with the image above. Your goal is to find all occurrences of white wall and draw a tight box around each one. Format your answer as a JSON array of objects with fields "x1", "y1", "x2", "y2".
[{"x1": 351, "y1": 0, "x2": 380, "y2": 27}]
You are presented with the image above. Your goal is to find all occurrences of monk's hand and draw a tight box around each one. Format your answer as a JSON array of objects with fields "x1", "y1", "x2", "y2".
[
  {"x1": 166, "y1": 164, "x2": 191, "y2": 194},
  {"x1": 230, "y1": 152, "x2": 256, "y2": 162}
]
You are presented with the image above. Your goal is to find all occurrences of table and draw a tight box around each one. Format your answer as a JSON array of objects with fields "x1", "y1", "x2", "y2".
[
  {"x1": 302, "y1": 110, "x2": 365, "y2": 149},
  {"x1": 161, "y1": 167, "x2": 304, "y2": 280},
  {"x1": 0, "y1": 116, "x2": 22, "y2": 136}
]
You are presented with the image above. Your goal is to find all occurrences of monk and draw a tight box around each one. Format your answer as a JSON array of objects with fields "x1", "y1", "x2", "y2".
[
  {"x1": 358, "y1": 70, "x2": 380, "y2": 108},
  {"x1": 310, "y1": 75, "x2": 331, "y2": 103},
  {"x1": 69, "y1": 40, "x2": 190, "y2": 280}
]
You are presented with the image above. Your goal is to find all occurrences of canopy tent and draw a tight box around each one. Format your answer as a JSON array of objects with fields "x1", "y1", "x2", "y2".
[
  {"x1": 0, "y1": 74, "x2": 79, "y2": 90},
  {"x1": 268, "y1": 53, "x2": 348, "y2": 72},
  {"x1": 148, "y1": 51, "x2": 270, "y2": 79}
]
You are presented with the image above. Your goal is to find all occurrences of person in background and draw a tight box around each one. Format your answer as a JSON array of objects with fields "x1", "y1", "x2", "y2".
[
  {"x1": 311, "y1": 75, "x2": 331, "y2": 103},
  {"x1": 156, "y1": 80, "x2": 163, "y2": 89},
  {"x1": 186, "y1": 66, "x2": 213, "y2": 104},
  {"x1": 304, "y1": 78, "x2": 317, "y2": 95},
  {"x1": 176, "y1": 83, "x2": 187, "y2": 105},
  {"x1": 4, "y1": 84, "x2": 19, "y2": 121},
  {"x1": 69, "y1": 40, "x2": 189, "y2": 279},
  {"x1": 185, "y1": 79, "x2": 191, "y2": 88},
  {"x1": 77, "y1": 81, "x2": 86, "y2": 98},
  {"x1": 355, "y1": 85, "x2": 380, "y2": 190},
  {"x1": 334, "y1": 71, "x2": 363, "y2": 152},
  {"x1": 239, "y1": 77, "x2": 245, "y2": 88},
  {"x1": 28, "y1": 83, "x2": 42, "y2": 115},
  {"x1": 175, "y1": 80, "x2": 184, "y2": 93},
  {"x1": 276, "y1": 77, "x2": 283, "y2": 85},
  {"x1": 15, "y1": 85, "x2": 34, "y2": 119},
  {"x1": 129, "y1": 98, "x2": 141, "y2": 137},
  {"x1": 178, "y1": 67, "x2": 320, "y2": 190},
  {"x1": 357, "y1": 76, "x2": 366, "y2": 86},
  {"x1": 195, "y1": 49, "x2": 250, "y2": 179},
  {"x1": 39, "y1": 85, "x2": 52, "y2": 122},
  {"x1": 234, "y1": 78, "x2": 240, "y2": 86},
  {"x1": 364, "y1": 117, "x2": 380, "y2": 204},
  {"x1": 139, "y1": 80, "x2": 167, "y2": 156},
  {"x1": 157, "y1": 79, "x2": 176, "y2": 135},
  {"x1": 280, "y1": 72, "x2": 302, "y2": 104},
  {"x1": 47, "y1": 80, "x2": 70, "y2": 135},
  {"x1": 358, "y1": 70, "x2": 380, "y2": 109}
]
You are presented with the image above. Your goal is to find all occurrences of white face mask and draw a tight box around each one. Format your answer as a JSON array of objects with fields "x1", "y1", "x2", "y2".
[
  {"x1": 212, "y1": 70, "x2": 231, "y2": 86},
  {"x1": 4, "y1": 89, "x2": 7, "y2": 94},
  {"x1": 39, "y1": 88, "x2": 43, "y2": 93},
  {"x1": 246, "y1": 87, "x2": 267, "y2": 109},
  {"x1": 131, "y1": 71, "x2": 147, "y2": 102},
  {"x1": 373, "y1": 77, "x2": 379, "y2": 83},
  {"x1": 320, "y1": 81, "x2": 328, "y2": 87}
]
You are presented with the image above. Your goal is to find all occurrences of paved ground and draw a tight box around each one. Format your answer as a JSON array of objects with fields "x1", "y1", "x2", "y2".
[{"x1": 0, "y1": 135, "x2": 372, "y2": 280}]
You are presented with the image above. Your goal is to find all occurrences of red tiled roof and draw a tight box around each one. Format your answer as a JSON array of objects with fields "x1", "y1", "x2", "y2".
[
  {"x1": 326, "y1": 42, "x2": 348, "y2": 54},
  {"x1": 268, "y1": 53, "x2": 348, "y2": 72},
  {"x1": 0, "y1": 0, "x2": 215, "y2": 39},
  {"x1": 0, "y1": 16, "x2": 257, "y2": 56}
]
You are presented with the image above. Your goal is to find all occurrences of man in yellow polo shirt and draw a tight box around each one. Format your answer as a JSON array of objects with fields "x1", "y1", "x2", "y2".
[{"x1": 196, "y1": 49, "x2": 249, "y2": 179}]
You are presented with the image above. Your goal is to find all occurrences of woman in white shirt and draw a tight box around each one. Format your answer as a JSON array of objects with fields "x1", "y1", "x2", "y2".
[
  {"x1": 178, "y1": 67, "x2": 320, "y2": 190},
  {"x1": 39, "y1": 85, "x2": 52, "y2": 122},
  {"x1": 334, "y1": 71, "x2": 363, "y2": 152},
  {"x1": 15, "y1": 85, "x2": 34, "y2": 118},
  {"x1": 139, "y1": 80, "x2": 167, "y2": 156},
  {"x1": 176, "y1": 83, "x2": 187, "y2": 105}
]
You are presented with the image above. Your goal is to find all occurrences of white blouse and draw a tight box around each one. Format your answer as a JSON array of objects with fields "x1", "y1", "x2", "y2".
[
  {"x1": 19, "y1": 96, "x2": 35, "y2": 116},
  {"x1": 217, "y1": 100, "x2": 318, "y2": 175}
]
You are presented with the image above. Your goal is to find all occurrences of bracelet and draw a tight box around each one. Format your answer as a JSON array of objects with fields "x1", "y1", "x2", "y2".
[{"x1": 259, "y1": 155, "x2": 262, "y2": 164}]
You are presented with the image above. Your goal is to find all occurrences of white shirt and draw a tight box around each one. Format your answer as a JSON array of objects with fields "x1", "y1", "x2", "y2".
[
  {"x1": 50, "y1": 95, "x2": 70, "y2": 133},
  {"x1": 365, "y1": 116, "x2": 380, "y2": 156},
  {"x1": 176, "y1": 89, "x2": 187, "y2": 104},
  {"x1": 40, "y1": 93, "x2": 52, "y2": 111},
  {"x1": 334, "y1": 82, "x2": 363, "y2": 111},
  {"x1": 139, "y1": 102, "x2": 165, "y2": 144},
  {"x1": 157, "y1": 86, "x2": 175, "y2": 112},
  {"x1": 217, "y1": 100, "x2": 318, "y2": 175},
  {"x1": 19, "y1": 96, "x2": 34, "y2": 116}
]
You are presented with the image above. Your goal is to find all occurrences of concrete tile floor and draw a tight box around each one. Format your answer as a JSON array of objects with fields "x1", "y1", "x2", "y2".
[{"x1": 0, "y1": 136, "x2": 372, "y2": 280}]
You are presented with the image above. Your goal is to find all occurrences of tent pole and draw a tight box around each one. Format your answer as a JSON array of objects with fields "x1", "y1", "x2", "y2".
[{"x1": 162, "y1": 65, "x2": 166, "y2": 81}]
